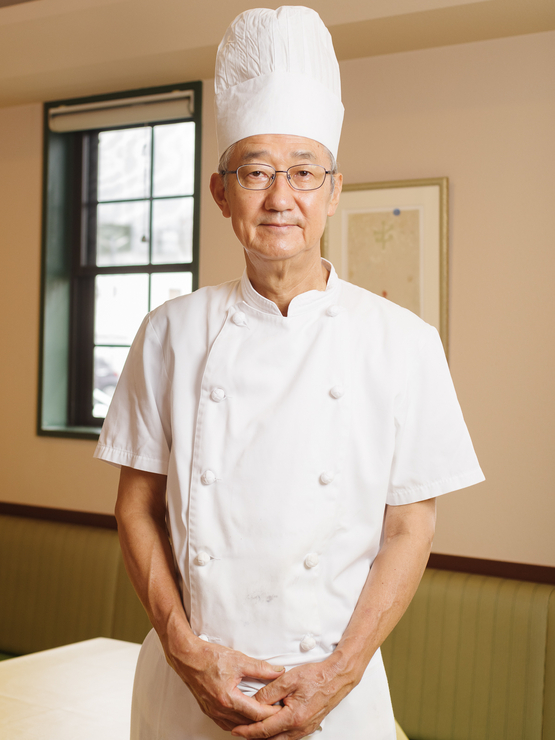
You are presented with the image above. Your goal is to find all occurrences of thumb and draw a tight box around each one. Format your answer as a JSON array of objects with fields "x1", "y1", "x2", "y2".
[{"x1": 245, "y1": 658, "x2": 285, "y2": 680}]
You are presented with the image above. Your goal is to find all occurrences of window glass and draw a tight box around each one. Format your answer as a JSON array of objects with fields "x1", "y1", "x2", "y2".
[
  {"x1": 152, "y1": 197, "x2": 194, "y2": 264},
  {"x1": 151, "y1": 271, "x2": 193, "y2": 308},
  {"x1": 91, "y1": 122, "x2": 197, "y2": 420},
  {"x1": 91, "y1": 272, "x2": 193, "y2": 419},
  {"x1": 98, "y1": 128, "x2": 151, "y2": 202},
  {"x1": 153, "y1": 121, "x2": 195, "y2": 197},
  {"x1": 93, "y1": 346, "x2": 129, "y2": 419},
  {"x1": 96, "y1": 200, "x2": 150, "y2": 266},
  {"x1": 94, "y1": 274, "x2": 149, "y2": 345}
]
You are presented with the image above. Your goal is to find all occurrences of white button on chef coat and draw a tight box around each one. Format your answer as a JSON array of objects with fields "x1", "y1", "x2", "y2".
[
  {"x1": 305, "y1": 553, "x2": 320, "y2": 568},
  {"x1": 210, "y1": 388, "x2": 226, "y2": 402},
  {"x1": 300, "y1": 635, "x2": 317, "y2": 652},
  {"x1": 200, "y1": 470, "x2": 216, "y2": 485},
  {"x1": 95, "y1": 260, "x2": 484, "y2": 740},
  {"x1": 232, "y1": 310, "x2": 247, "y2": 326},
  {"x1": 330, "y1": 385, "x2": 344, "y2": 399},
  {"x1": 195, "y1": 551, "x2": 211, "y2": 566}
]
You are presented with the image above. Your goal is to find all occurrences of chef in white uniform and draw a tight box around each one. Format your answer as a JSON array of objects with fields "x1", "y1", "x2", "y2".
[{"x1": 95, "y1": 7, "x2": 484, "y2": 740}]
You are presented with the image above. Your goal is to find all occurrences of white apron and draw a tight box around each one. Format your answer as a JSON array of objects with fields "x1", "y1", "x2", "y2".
[
  {"x1": 130, "y1": 629, "x2": 395, "y2": 740},
  {"x1": 95, "y1": 261, "x2": 484, "y2": 738}
]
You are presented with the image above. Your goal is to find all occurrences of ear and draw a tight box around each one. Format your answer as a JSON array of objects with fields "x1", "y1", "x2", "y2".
[
  {"x1": 327, "y1": 173, "x2": 343, "y2": 217},
  {"x1": 210, "y1": 172, "x2": 231, "y2": 218}
]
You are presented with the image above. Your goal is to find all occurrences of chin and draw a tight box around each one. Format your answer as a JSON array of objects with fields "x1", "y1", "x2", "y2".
[
  {"x1": 258, "y1": 250, "x2": 306, "y2": 263},
  {"x1": 247, "y1": 242, "x2": 306, "y2": 260}
]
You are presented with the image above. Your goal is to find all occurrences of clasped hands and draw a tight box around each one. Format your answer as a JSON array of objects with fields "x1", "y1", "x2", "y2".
[{"x1": 166, "y1": 636, "x2": 357, "y2": 739}]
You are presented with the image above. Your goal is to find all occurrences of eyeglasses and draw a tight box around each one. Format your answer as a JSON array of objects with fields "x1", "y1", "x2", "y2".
[{"x1": 222, "y1": 164, "x2": 331, "y2": 191}]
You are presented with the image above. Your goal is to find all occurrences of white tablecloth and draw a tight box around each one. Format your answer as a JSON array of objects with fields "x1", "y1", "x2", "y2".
[{"x1": 0, "y1": 637, "x2": 141, "y2": 740}]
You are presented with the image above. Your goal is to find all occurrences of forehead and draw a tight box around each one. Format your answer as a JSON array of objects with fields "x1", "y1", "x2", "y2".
[{"x1": 231, "y1": 134, "x2": 329, "y2": 167}]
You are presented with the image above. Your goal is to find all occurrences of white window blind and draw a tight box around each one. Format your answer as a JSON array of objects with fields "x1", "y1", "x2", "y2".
[{"x1": 48, "y1": 90, "x2": 194, "y2": 132}]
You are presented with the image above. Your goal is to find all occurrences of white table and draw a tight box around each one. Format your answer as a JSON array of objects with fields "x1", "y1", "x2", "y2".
[{"x1": 0, "y1": 637, "x2": 141, "y2": 740}]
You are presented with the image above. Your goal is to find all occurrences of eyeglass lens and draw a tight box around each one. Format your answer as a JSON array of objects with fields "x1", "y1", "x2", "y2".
[{"x1": 237, "y1": 164, "x2": 327, "y2": 191}]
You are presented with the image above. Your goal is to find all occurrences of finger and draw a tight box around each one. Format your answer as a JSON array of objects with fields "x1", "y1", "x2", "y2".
[
  {"x1": 244, "y1": 659, "x2": 286, "y2": 681},
  {"x1": 254, "y1": 671, "x2": 296, "y2": 706},
  {"x1": 232, "y1": 718, "x2": 321, "y2": 740},
  {"x1": 213, "y1": 718, "x2": 238, "y2": 732},
  {"x1": 231, "y1": 707, "x2": 293, "y2": 738},
  {"x1": 230, "y1": 688, "x2": 283, "y2": 722},
  {"x1": 200, "y1": 702, "x2": 252, "y2": 729},
  {"x1": 255, "y1": 683, "x2": 288, "y2": 707}
]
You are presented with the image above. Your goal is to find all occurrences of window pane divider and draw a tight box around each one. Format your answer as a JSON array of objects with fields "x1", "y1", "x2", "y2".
[
  {"x1": 76, "y1": 263, "x2": 194, "y2": 277},
  {"x1": 95, "y1": 344, "x2": 132, "y2": 349},
  {"x1": 91, "y1": 193, "x2": 194, "y2": 207}
]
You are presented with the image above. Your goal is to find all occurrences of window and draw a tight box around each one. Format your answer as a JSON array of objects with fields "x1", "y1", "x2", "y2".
[{"x1": 39, "y1": 82, "x2": 202, "y2": 438}]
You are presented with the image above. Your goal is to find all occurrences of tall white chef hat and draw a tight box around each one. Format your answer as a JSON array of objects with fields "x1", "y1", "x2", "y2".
[{"x1": 215, "y1": 6, "x2": 344, "y2": 159}]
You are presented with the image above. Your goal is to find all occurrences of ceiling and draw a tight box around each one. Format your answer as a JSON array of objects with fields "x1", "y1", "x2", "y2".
[{"x1": 0, "y1": 0, "x2": 554, "y2": 108}]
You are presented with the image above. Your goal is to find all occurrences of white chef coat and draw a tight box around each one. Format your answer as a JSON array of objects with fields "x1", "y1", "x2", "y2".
[{"x1": 95, "y1": 261, "x2": 484, "y2": 739}]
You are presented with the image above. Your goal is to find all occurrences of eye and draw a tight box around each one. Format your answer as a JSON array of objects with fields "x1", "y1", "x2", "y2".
[
  {"x1": 291, "y1": 166, "x2": 316, "y2": 181},
  {"x1": 241, "y1": 165, "x2": 272, "y2": 181}
]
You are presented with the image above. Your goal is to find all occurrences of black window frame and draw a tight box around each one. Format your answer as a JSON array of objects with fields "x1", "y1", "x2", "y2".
[{"x1": 38, "y1": 81, "x2": 202, "y2": 439}]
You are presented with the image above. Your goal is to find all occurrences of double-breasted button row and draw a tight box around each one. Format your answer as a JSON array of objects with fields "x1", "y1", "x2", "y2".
[
  {"x1": 194, "y1": 551, "x2": 320, "y2": 570},
  {"x1": 201, "y1": 469, "x2": 334, "y2": 486},
  {"x1": 193, "y1": 548, "x2": 320, "y2": 654}
]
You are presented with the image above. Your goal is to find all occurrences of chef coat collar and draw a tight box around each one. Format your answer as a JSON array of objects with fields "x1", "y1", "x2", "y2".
[{"x1": 240, "y1": 260, "x2": 339, "y2": 317}]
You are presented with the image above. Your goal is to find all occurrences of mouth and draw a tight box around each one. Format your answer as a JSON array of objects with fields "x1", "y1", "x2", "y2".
[{"x1": 259, "y1": 222, "x2": 297, "y2": 229}]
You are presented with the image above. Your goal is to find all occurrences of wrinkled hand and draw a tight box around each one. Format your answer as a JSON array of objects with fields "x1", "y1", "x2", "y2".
[
  {"x1": 230, "y1": 657, "x2": 357, "y2": 739},
  {"x1": 165, "y1": 636, "x2": 284, "y2": 731}
]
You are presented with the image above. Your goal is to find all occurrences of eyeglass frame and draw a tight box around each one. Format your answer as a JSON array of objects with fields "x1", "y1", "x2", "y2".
[{"x1": 221, "y1": 163, "x2": 332, "y2": 192}]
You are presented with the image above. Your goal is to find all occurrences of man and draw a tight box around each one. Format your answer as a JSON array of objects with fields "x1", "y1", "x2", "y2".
[{"x1": 95, "y1": 7, "x2": 484, "y2": 740}]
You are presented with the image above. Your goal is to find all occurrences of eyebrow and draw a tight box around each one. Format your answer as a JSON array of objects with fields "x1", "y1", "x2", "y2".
[{"x1": 240, "y1": 149, "x2": 318, "y2": 163}]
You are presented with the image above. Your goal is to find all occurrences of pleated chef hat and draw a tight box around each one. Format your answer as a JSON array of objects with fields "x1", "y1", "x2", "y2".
[{"x1": 215, "y1": 6, "x2": 344, "y2": 158}]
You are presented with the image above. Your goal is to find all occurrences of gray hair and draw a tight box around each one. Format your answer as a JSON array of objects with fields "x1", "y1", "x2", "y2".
[{"x1": 218, "y1": 142, "x2": 338, "y2": 191}]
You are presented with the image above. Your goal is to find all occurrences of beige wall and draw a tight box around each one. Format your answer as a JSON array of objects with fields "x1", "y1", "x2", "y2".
[
  {"x1": 0, "y1": 104, "x2": 119, "y2": 513},
  {"x1": 336, "y1": 31, "x2": 555, "y2": 566},
  {"x1": 0, "y1": 31, "x2": 553, "y2": 565}
]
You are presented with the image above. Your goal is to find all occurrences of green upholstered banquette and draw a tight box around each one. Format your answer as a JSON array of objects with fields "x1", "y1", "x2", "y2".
[
  {"x1": 0, "y1": 513, "x2": 150, "y2": 659},
  {"x1": 381, "y1": 568, "x2": 555, "y2": 740}
]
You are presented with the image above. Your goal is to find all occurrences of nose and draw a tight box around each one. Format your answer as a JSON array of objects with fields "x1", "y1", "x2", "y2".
[{"x1": 263, "y1": 170, "x2": 295, "y2": 209}]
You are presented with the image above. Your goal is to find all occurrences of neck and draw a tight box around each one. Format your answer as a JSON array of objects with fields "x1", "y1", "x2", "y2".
[{"x1": 245, "y1": 252, "x2": 329, "y2": 316}]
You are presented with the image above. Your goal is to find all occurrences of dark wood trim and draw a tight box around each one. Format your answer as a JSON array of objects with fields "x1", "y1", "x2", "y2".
[
  {"x1": 0, "y1": 0, "x2": 36, "y2": 8},
  {"x1": 428, "y1": 552, "x2": 555, "y2": 585},
  {"x1": 0, "y1": 502, "x2": 116, "y2": 530}
]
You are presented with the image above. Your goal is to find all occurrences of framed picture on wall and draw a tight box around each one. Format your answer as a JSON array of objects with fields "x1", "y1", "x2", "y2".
[{"x1": 323, "y1": 177, "x2": 449, "y2": 356}]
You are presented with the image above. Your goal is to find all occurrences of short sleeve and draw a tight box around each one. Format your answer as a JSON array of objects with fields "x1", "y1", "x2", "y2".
[
  {"x1": 387, "y1": 324, "x2": 484, "y2": 505},
  {"x1": 94, "y1": 314, "x2": 171, "y2": 474}
]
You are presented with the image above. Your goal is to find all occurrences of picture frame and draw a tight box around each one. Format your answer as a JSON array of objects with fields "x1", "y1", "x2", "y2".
[{"x1": 322, "y1": 177, "x2": 449, "y2": 356}]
